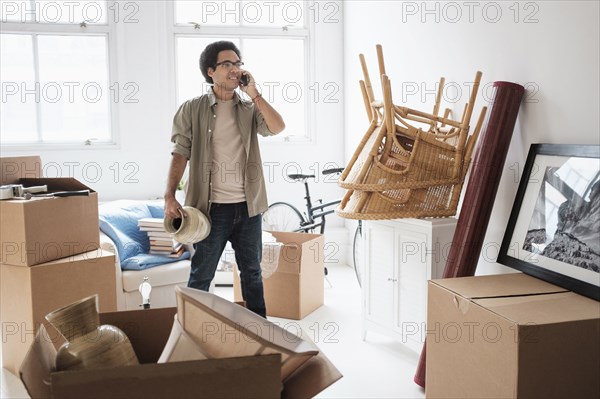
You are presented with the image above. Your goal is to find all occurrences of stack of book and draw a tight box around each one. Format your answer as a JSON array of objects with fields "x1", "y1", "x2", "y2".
[{"x1": 137, "y1": 218, "x2": 184, "y2": 257}]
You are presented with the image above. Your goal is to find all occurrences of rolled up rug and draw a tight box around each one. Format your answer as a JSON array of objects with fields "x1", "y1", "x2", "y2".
[{"x1": 414, "y1": 81, "x2": 525, "y2": 388}]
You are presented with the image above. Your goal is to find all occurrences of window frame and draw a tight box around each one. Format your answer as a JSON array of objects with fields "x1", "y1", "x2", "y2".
[
  {"x1": 166, "y1": 1, "x2": 316, "y2": 143},
  {"x1": 0, "y1": 2, "x2": 120, "y2": 150}
]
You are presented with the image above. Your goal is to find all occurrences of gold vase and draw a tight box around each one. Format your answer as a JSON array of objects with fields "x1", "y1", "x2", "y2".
[{"x1": 45, "y1": 295, "x2": 139, "y2": 371}]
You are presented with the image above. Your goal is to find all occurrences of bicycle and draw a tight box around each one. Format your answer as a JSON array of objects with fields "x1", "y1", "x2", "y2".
[{"x1": 262, "y1": 168, "x2": 364, "y2": 287}]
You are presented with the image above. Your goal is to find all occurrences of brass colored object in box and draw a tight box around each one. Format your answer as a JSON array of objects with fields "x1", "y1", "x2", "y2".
[{"x1": 45, "y1": 295, "x2": 139, "y2": 371}]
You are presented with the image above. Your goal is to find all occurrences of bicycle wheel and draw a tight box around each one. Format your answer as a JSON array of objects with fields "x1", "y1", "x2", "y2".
[
  {"x1": 353, "y1": 222, "x2": 363, "y2": 287},
  {"x1": 262, "y1": 202, "x2": 304, "y2": 232}
]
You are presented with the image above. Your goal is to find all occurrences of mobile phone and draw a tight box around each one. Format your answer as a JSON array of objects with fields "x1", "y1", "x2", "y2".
[{"x1": 240, "y1": 73, "x2": 249, "y2": 86}]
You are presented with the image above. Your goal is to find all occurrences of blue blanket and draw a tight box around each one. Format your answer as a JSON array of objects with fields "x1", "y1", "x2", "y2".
[{"x1": 99, "y1": 200, "x2": 190, "y2": 270}]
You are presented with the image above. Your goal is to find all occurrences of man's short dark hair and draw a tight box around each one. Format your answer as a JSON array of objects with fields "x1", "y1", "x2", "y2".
[{"x1": 199, "y1": 41, "x2": 242, "y2": 84}]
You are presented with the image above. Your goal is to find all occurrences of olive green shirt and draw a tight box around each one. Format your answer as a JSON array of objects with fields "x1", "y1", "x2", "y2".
[{"x1": 171, "y1": 89, "x2": 276, "y2": 217}]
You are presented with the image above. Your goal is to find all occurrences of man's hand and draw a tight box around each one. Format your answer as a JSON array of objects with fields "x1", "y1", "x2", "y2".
[
  {"x1": 239, "y1": 70, "x2": 259, "y2": 98},
  {"x1": 164, "y1": 194, "x2": 185, "y2": 220}
]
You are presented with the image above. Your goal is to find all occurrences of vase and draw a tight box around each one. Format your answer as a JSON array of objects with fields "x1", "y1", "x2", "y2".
[{"x1": 45, "y1": 295, "x2": 139, "y2": 371}]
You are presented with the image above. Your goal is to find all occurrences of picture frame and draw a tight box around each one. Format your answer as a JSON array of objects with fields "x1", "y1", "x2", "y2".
[{"x1": 498, "y1": 143, "x2": 600, "y2": 301}]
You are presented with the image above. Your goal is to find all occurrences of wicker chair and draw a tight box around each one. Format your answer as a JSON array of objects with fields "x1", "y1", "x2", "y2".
[{"x1": 337, "y1": 45, "x2": 487, "y2": 220}]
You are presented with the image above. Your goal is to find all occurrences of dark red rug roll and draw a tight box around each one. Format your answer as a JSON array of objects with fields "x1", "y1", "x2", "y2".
[{"x1": 414, "y1": 81, "x2": 525, "y2": 388}]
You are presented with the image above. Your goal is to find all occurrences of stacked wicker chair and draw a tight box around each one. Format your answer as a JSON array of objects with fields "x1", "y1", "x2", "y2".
[{"x1": 336, "y1": 45, "x2": 488, "y2": 220}]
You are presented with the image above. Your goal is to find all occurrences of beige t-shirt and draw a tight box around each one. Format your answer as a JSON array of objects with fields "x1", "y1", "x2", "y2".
[{"x1": 211, "y1": 99, "x2": 246, "y2": 203}]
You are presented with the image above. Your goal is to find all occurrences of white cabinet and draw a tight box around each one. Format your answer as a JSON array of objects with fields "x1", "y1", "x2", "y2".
[{"x1": 362, "y1": 218, "x2": 457, "y2": 353}]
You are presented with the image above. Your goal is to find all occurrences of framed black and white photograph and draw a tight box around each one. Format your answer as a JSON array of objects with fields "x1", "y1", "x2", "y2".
[{"x1": 498, "y1": 143, "x2": 600, "y2": 300}]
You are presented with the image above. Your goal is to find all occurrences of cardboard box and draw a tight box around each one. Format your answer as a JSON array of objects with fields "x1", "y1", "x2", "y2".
[
  {"x1": 0, "y1": 177, "x2": 100, "y2": 266},
  {"x1": 426, "y1": 273, "x2": 600, "y2": 399},
  {"x1": 1, "y1": 249, "x2": 117, "y2": 374},
  {"x1": 20, "y1": 307, "x2": 342, "y2": 398},
  {"x1": 0, "y1": 156, "x2": 42, "y2": 184},
  {"x1": 234, "y1": 231, "x2": 324, "y2": 319}
]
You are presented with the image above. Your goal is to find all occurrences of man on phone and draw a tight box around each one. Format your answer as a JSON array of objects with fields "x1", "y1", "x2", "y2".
[{"x1": 164, "y1": 41, "x2": 285, "y2": 317}]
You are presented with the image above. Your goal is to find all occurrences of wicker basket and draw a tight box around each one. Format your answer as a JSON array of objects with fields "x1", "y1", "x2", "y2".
[{"x1": 336, "y1": 45, "x2": 487, "y2": 220}]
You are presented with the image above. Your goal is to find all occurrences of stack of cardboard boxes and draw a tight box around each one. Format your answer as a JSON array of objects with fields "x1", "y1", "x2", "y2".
[
  {"x1": 0, "y1": 156, "x2": 117, "y2": 374},
  {"x1": 3, "y1": 157, "x2": 342, "y2": 398}
]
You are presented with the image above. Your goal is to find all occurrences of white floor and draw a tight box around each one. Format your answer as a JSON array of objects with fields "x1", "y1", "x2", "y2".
[{"x1": 1, "y1": 263, "x2": 425, "y2": 398}]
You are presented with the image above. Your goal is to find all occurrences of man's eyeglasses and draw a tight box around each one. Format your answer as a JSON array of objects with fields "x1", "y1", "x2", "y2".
[{"x1": 215, "y1": 60, "x2": 244, "y2": 70}]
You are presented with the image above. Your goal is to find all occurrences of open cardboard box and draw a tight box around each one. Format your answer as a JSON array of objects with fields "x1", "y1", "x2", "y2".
[
  {"x1": 20, "y1": 307, "x2": 342, "y2": 398},
  {"x1": 426, "y1": 273, "x2": 600, "y2": 399},
  {"x1": 1, "y1": 163, "x2": 100, "y2": 266},
  {"x1": 234, "y1": 231, "x2": 325, "y2": 319}
]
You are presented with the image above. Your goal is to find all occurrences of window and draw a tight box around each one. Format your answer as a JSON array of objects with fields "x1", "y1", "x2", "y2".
[
  {"x1": 171, "y1": 0, "x2": 309, "y2": 141},
  {"x1": 0, "y1": 0, "x2": 116, "y2": 146}
]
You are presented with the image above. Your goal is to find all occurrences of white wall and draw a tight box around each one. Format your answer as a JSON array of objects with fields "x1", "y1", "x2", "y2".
[
  {"x1": 1, "y1": 1, "x2": 347, "y2": 227},
  {"x1": 343, "y1": 1, "x2": 600, "y2": 274}
]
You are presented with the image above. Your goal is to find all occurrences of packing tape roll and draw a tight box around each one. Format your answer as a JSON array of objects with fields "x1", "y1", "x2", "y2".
[{"x1": 163, "y1": 206, "x2": 211, "y2": 244}]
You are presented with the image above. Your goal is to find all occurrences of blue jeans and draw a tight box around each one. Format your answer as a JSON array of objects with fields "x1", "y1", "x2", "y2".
[{"x1": 189, "y1": 202, "x2": 266, "y2": 318}]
